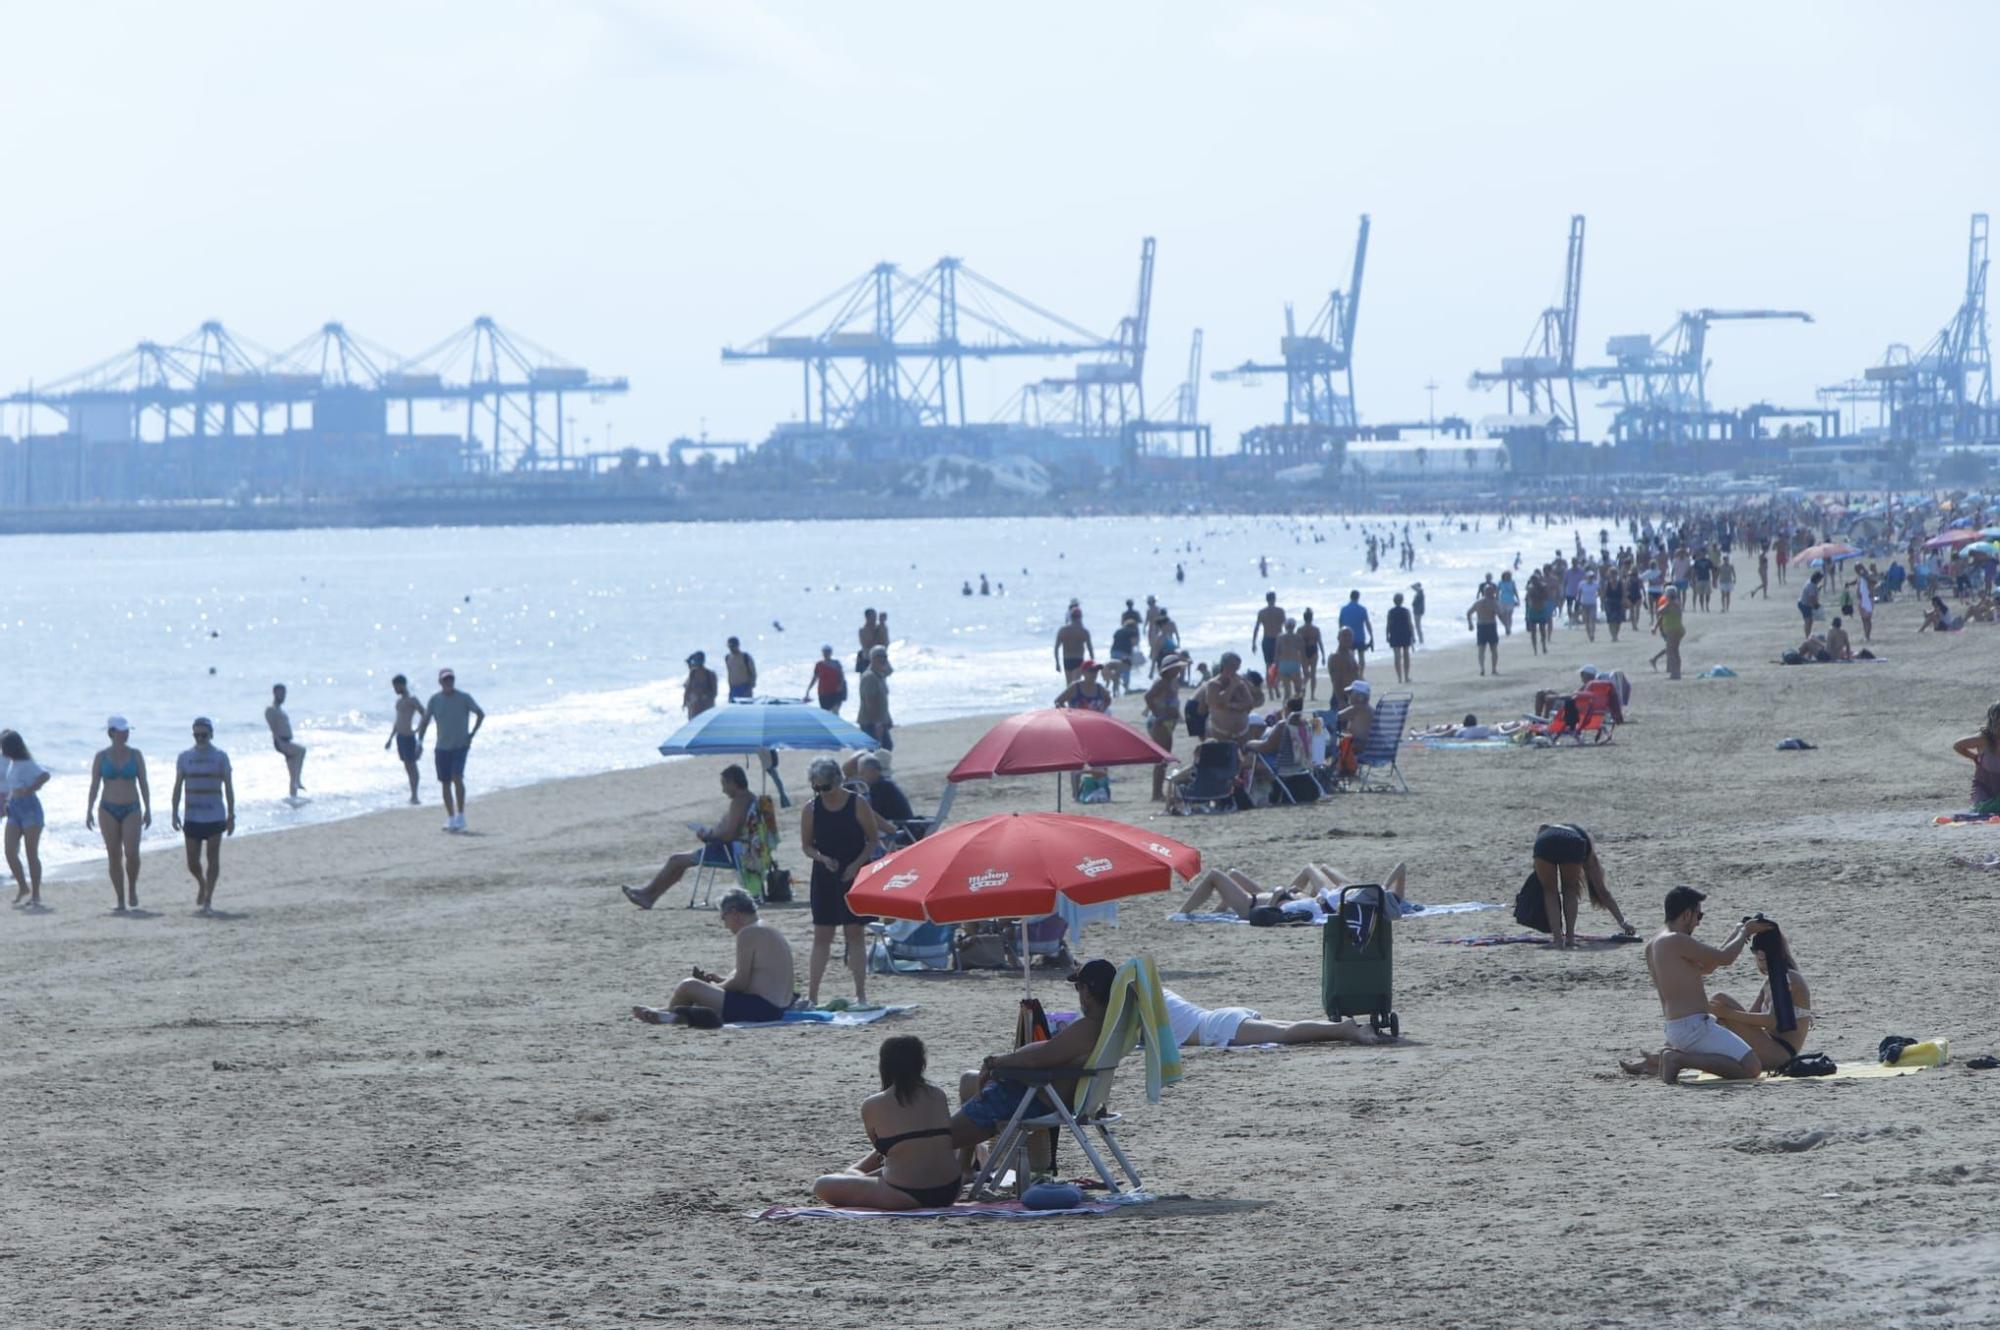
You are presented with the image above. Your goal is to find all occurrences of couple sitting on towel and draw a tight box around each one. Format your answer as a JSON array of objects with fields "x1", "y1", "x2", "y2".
[{"x1": 1179, "y1": 860, "x2": 1416, "y2": 924}]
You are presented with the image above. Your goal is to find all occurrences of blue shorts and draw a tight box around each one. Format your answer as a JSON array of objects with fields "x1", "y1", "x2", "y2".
[
  {"x1": 5, "y1": 793, "x2": 43, "y2": 831},
  {"x1": 729, "y1": 684, "x2": 754, "y2": 701},
  {"x1": 959, "y1": 1077, "x2": 1031, "y2": 1134},
  {"x1": 720, "y1": 991, "x2": 788, "y2": 1024},
  {"x1": 396, "y1": 733, "x2": 420, "y2": 763},
  {"x1": 434, "y1": 746, "x2": 468, "y2": 782}
]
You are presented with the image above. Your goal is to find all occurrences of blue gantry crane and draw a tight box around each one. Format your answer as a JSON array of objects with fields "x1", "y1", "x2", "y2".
[
  {"x1": 1468, "y1": 215, "x2": 1585, "y2": 441},
  {"x1": 1578, "y1": 307, "x2": 1813, "y2": 446},
  {"x1": 1212, "y1": 215, "x2": 1370, "y2": 442}
]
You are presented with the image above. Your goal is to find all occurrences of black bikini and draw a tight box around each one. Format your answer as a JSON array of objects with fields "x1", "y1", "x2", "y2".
[{"x1": 869, "y1": 1126, "x2": 962, "y2": 1208}]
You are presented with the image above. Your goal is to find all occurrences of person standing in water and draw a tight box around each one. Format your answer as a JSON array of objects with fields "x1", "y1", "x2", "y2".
[
  {"x1": 171, "y1": 717, "x2": 235, "y2": 915},
  {"x1": 683, "y1": 652, "x2": 718, "y2": 719},
  {"x1": 724, "y1": 636, "x2": 758, "y2": 702},
  {"x1": 1054, "y1": 608, "x2": 1094, "y2": 683},
  {"x1": 265, "y1": 684, "x2": 307, "y2": 801},
  {"x1": 418, "y1": 668, "x2": 485, "y2": 833},
  {"x1": 86, "y1": 716, "x2": 151, "y2": 911},
  {"x1": 1298, "y1": 608, "x2": 1325, "y2": 700},
  {"x1": 384, "y1": 674, "x2": 424, "y2": 805}
]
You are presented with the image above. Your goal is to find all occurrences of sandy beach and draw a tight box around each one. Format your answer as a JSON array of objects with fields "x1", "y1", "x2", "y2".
[{"x1": 7, "y1": 578, "x2": 1999, "y2": 1329}]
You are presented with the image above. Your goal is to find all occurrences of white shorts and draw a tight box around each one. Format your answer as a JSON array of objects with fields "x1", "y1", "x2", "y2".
[
  {"x1": 1664, "y1": 1014, "x2": 1751, "y2": 1061},
  {"x1": 1194, "y1": 1006, "x2": 1259, "y2": 1047}
]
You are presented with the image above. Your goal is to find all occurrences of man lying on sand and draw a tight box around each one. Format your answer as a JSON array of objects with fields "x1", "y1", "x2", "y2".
[
  {"x1": 1163, "y1": 987, "x2": 1378, "y2": 1048},
  {"x1": 632, "y1": 889, "x2": 796, "y2": 1028},
  {"x1": 1622, "y1": 885, "x2": 1773, "y2": 1083}
]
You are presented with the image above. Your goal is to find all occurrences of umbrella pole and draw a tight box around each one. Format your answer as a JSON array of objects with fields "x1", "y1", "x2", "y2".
[
  {"x1": 1055, "y1": 772, "x2": 1062, "y2": 812},
  {"x1": 1021, "y1": 917, "x2": 1031, "y2": 999}
]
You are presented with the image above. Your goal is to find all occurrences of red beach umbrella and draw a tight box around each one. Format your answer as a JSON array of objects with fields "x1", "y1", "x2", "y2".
[
  {"x1": 847, "y1": 813, "x2": 1192, "y2": 924},
  {"x1": 950, "y1": 708, "x2": 1172, "y2": 780},
  {"x1": 1926, "y1": 530, "x2": 1980, "y2": 549},
  {"x1": 1792, "y1": 542, "x2": 1859, "y2": 566}
]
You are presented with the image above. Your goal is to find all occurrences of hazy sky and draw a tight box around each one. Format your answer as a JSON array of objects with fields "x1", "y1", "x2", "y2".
[{"x1": 3, "y1": 1, "x2": 1996, "y2": 452}]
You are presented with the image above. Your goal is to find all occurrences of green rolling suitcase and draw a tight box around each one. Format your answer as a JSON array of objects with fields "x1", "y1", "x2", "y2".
[{"x1": 1320, "y1": 885, "x2": 1400, "y2": 1038}]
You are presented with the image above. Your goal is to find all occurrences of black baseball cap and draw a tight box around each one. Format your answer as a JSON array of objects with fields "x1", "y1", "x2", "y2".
[{"x1": 1067, "y1": 958, "x2": 1116, "y2": 1005}]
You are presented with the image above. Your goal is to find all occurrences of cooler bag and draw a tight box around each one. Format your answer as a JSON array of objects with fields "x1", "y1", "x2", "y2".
[{"x1": 1320, "y1": 885, "x2": 1400, "y2": 1037}]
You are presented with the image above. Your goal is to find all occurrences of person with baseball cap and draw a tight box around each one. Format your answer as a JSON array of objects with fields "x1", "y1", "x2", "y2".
[
  {"x1": 948, "y1": 958, "x2": 1116, "y2": 1175},
  {"x1": 171, "y1": 716, "x2": 235, "y2": 914},
  {"x1": 87, "y1": 715, "x2": 152, "y2": 911},
  {"x1": 417, "y1": 669, "x2": 484, "y2": 833}
]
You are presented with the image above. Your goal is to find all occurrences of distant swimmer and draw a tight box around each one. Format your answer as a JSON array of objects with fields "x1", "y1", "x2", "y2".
[
  {"x1": 385, "y1": 674, "x2": 424, "y2": 805},
  {"x1": 417, "y1": 668, "x2": 485, "y2": 834},
  {"x1": 171, "y1": 717, "x2": 235, "y2": 915},
  {"x1": 1175, "y1": 563, "x2": 1185, "y2": 583},
  {"x1": 684, "y1": 652, "x2": 718, "y2": 719},
  {"x1": 979, "y1": 574, "x2": 990, "y2": 595},
  {"x1": 264, "y1": 683, "x2": 307, "y2": 801},
  {"x1": 962, "y1": 581, "x2": 973, "y2": 596},
  {"x1": 1258, "y1": 556, "x2": 1269, "y2": 578},
  {"x1": 857, "y1": 609, "x2": 889, "y2": 673},
  {"x1": 725, "y1": 636, "x2": 758, "y2": 702}
]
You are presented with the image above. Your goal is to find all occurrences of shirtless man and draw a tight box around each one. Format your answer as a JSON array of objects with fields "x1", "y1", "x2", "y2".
[
  {"x1": 623, "y1": 765, "x2": 754, "y2": 909},
  {"x1": 1632, "y1": 885, "x2": 1772, "y2": 1084},
  {"x1": 1298, "y1": 608, "x2": 1325, "y2": 700},
  {"x1": 952, "y1": 959, "x2": 1113, "y2": 1177},
  {"x1": 1054, "y1": 609, "x2": 1094, "y2": 683},
  {"x1": 1328, "y1": 626, "x2": 1361, "y2": 708},
  {"x1": 856, "y1": 609, "x2": 885, "y2": 672},
  {"x1": 1824, "y1": 616, "x2": 1853, "y2": 661},
  {"x1": 631, "y1": 889, "x2": 796, "y2": 1027},
  {"x1": 383, "y1": 673, "x2": 424, "y2": 804},
  {"x1": 1466, "y1": 585, "x2": 1502, "y2": 676},
  {"x1": 1196, "y1": 653, "x2": 1261, "y2": 741},
  {"x1": 683, "y1": 652, "x2": 718, "y2": 719},
  {"x1": 724, "y1": 636, "x2": 758, "y2": 701},
  {"x1": 1273, "y1": 619, "x2": 1305, "y2": 701},
  {"x1": 1252, "y1": 592, "x2": 1287, "y2": 672},
  {"x1": 264, "y1": 683, "x2": 306, "y2": 800}
]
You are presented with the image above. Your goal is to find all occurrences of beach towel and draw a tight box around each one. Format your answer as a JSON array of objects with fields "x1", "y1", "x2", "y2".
[
  {"x1": 1418, "y1": 737, "x2": 1516, "y2": 750},
  {"x1": 1170, "y1": 901, "x2": 1497, "y2": 925},
  {"x1": 1932, "y1": 812, "x2": 2000, "y2": 827},
  {"x1": 753, "y1": 1192, "x2": 1151, "y2": 1221},
  {"x1": 1432, "y1": 931, "x2": 1640, "y2": 947},
  {"x1": 1688, "y1": 1062, "x2": 1934, "y2": 1087},
  {"x1": 1110, "y1": 956, "x2": 1182, "y2": 1103},
  {"x1": 715, "y1": 1004, "x2": 918, "y2": 1030}
]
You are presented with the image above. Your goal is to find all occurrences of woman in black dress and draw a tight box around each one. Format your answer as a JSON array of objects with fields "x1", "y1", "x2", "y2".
[
  {"x1": 1384, "y1": 592, "x2": 1416, "y2": 684},
  {"x1": 801, "y1": 756, "x2": 893, "y2": 1007}
]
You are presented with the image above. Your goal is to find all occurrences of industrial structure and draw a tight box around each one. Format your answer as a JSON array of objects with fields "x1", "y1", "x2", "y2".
[
  {"x1": 1819, "y1": 213, "x2": 1996, "y2": 445},
  {"x1": 1468, "y1": 215, "x2": 1586, "y2": 442},
  {"x1": 1576, "y1": 308, "x2": 1819, "y2": 447},
  {"x1": 1212, "y1": 215, "x2": 1370, "y2": 461},
  {"x1": 1, "y1": 317, "x2": 628, "y2": 508},
  {"x1": 721, "y1": 240, "x2": 1169, "y2": 469}
]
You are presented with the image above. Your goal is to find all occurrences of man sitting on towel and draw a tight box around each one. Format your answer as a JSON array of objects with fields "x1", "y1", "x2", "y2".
[
  {"x1": 632, "y1": 889, "x2": 796, "y2": 1028},
  {"x1": 951, "y1": 959, "x2": 1113, "y2": 1173},
  {"x1": 1627, "y1": 885, "x2": 1773, "y2": 1084}
]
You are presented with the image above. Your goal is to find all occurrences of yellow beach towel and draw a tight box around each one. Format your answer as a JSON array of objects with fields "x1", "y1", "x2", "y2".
[{"x1": 1105, "y1": 956, "x2": 1182, "y2": 1103}]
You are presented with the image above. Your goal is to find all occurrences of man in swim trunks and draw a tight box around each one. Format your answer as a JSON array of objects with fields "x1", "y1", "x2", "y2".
[
  {"x1": 724, "y1": 637, "x2": 757, "y2": 701},
  {"x1": 952, "y1": 959, "x2": 1111, "y2": 1174},
  {"x1": 264, "y1": 683, "x2": 306, "y2": 800},
  {"x1": 1297, "y1": 608, "x2": 1324, "y2": 699},
  {"x1": 1252, "y1": 592, "x2": 1287, "y2": 671},
  {"x1": 1054, "y1": 609, "x2": 1094, "y2": 683},
  {"x1": 631, "y1": 889, "x2": 796, "y2": 1027},
  {"x1": 1635, "y1": 885, "x2": 1772, "y2": 1084},
  {"x1": 384, "y1": 674, "x2": 424, "y2": 804},
  {"x1": 418, "y1": 668, "x2": 485, "y2": 833},
  {"x1": 1273, "y1": 619, "x2": 1305, "y2": 701},
  {"x1": 171, "y1": 717, "x2": 235, "y2": 915},
  {"x1": 1467, "y1": 584, "x2": 1502, "y2": 676}
]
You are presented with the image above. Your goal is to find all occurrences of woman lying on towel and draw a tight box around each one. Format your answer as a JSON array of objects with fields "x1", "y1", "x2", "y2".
[
  {"x1": 1178, "y1": 861, "x2": 1412, "y2": 923},
  {"x1": 1413, "y1": 713, "x2": 1531, "y2": 740},
  {"x1": 812, "y1": 1035, "x2": 964, "y2": 1211},
  {"x1": 1163, "y1": 987, "x2": 1379, "y2": 1048}
]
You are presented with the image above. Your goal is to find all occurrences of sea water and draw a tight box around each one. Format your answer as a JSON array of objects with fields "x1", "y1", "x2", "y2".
[{"x1": 3, "y1": 511, "x2": 1605, "y2": 869}]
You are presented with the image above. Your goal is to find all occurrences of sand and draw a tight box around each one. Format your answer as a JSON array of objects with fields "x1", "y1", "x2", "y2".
[{"x1": 7, "y1": 579, "x2": 2000, "y2": 1329}]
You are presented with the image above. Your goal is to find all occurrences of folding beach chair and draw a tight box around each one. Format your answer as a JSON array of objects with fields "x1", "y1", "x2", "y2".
[
  {"x1": 1542, "y1": 692, "x2": 1612, "y2": 746},
  {"x1": 1254, "y1": 721, "x2": 1326, "y2": 803},
  {"x1": 1174, "y1": 740, "x2": 1243, "y2": 813},
  {"x1": 971, "y1": 964, "x2": 1155, "y2": 1198},
  {"x1": 686, "y1": 840, "x2": 744, "y2": 909},
  {"x1": 1351, "y1": 694, "x2": 1413, "y2": 793},
  {"x1": 1007, "y1": 914, "x2": 1074, "y2": 973},
  {"x1": 866, "y1": 919, "x2": 960, "y2": 974}
]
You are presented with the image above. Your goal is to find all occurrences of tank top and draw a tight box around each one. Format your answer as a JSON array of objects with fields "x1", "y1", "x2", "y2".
[{"x1": 811, "y1": 791, "x2": 866, "y2": 867}]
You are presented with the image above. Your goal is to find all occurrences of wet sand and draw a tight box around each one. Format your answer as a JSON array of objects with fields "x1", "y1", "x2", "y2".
[{"x1": 6, "y1": 578, "x2": 1999, "y2": 1328}]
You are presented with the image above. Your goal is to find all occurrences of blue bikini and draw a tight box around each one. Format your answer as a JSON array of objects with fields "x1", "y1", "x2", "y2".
[{"x1": 99, "y1": 752, "x2": 142, "y2": 822}]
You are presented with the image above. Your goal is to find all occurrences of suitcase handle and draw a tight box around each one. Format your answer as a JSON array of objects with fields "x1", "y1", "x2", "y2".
[{"x1": 1337, "y1": 884, "x2": 1386, "y2": 945}]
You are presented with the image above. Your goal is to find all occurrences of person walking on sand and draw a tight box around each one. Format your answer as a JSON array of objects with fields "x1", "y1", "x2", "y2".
[
  {"x1": 1385, "y1": 592, "x2": 1415, "y2": 684},
  {"x1": 1252, "y1": 592, "x2": 1287, "y2": 673},
  {"x1": 1338, "y1": 591, "x2": 1374, "y2": 669},
  {"x1": 384, "y1": 674, "x2": 424, "y2": 805},
  {"x1": 1466, "y1": 584, "x2": 1502, "y2": 677},
  {"x1": 1410, "y1": 583, "x2": 1426, "y2": 644},
  {"x1": 86, "y1": 716, "x2": 151, "y2": 911},
  {"x1": 171, "y1": 717, "x2": 235, "y2": 915},
  {"x1": 801, "y1": 757, "x2": 893, "y2": 1008},
  {"x1": 265, "y1": 683, "x2": 307, "y2": 801},
  {"x1": 418, "y1": 668, "x2": 485, "y2": 833},
  {"x1": 724, "y1": 636, "x2": 757, "y2": 702},
  {"x1": 1752, "y1": 545, "x2": 1771, "y2": 599},
  {"x1": 3, "y1": 729, "x2": 51, "y2": 909},
  {"x1": 1650, "y1": 587, "x2": 1687, "y2": 680},
  {"x1": 1298, "y1": 608, "x2": 1324, "y2": 700},
  {"x1": 805, "y1": 646, "x2": 848, "y2": 714},
  {"x1": 1627, "y1": 885, "x2": 1772, "y2": 1084}
]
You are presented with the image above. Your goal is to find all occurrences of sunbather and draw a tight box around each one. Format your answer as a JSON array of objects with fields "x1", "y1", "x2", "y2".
[
  {"x1": 1178, "y1": 861, "x2": 1412, "y2": 921},
  {"x1": 1530, "y1": 823, "x2": 1638, "y2": 948},
  {"x1": 1162, "y1": 987, "x2": 1379, "y2": 1048},
  {"x1": 1414, "y1": 713, "x2": 1529, "y2": 740},
  {"x1": 631, "y1": 888, "x2": 796, "y2": 1027},
  {"x1": 951, "y1": 959, "x2": 1113, "y2": 1175},
  {"x1": 812, "y1": 1035, "x2": 964, "y2": 1210}
]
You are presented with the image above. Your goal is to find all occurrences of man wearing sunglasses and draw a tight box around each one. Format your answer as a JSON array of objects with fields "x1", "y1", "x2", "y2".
[{"x1": 1635, "y1": 885, "x2": 1773, "y2": 1084}]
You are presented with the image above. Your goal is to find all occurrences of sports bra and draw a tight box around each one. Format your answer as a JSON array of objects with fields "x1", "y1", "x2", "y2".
[
  {"x1": 870, "y1": 1125, "x2": 953, "y2": 1156},
  {"x1": 100, "y1": 752, "x2": 140, "y2": 781}
]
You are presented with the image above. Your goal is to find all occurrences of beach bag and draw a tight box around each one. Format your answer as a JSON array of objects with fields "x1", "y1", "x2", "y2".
[
  {"x1": 762, "y1": 866, "x2": 793, "y2": 903},
  {"x1": 1183, "y1": 696, "x2": 1207, "y2": 739},
  {"x1": 1248, "y1": 904, "x2": 1311, "y2": 927},
  {"x1": 1276, "y1": 773, "x2": 1322, "y2": 804},
  {"x1": 958, "y1": 924, "x2": 1012, "y2": 970},
  {"x1": 1512, "y1": 872, "x2": 1551, "y2": 932},
  {"x1": 1778, "y1": 1052, "x2": 1837, "y2": 1078}
]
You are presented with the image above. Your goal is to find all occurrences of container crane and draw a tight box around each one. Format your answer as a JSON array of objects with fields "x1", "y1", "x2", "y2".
[
  {"x1": 1579, "y1": 308, "x2": 1813, "y2": 446},
  {"x1": 1213, "y1": 214, "x2": 1369, "y2": 432},
  {"x1": 1467, "y1": 215, "x2": 1585, "y2": 440}
]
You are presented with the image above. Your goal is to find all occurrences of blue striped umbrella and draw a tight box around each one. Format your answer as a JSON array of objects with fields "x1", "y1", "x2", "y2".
[{"x1": 658, "y1": 699, "x2": 878, "y2": 756}]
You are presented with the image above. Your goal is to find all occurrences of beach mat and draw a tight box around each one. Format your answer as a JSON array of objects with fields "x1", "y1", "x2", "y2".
[
  {"x1": 754, "y1": 1192, "x2": 1151, "y2": 1221},
  {"x1": 1169, "y1": 901, "x2": 1498, "y2": 925},
  {"x1": 1432, "y1": 931, "x2": 1640, "y2": 947},
  {"x1": 1932, "y1": 812, "x2": 2000, "y2": 827},
  {"x1": 725, "y1": 1004, "x2": 917, "y2": 1030},
  {"x1": 1688, "y1": 1062, "x2": 1934, "y2": 1087},
  {"x1": 1417, "y1": 737, "x2": 1517, "y2": 750}
]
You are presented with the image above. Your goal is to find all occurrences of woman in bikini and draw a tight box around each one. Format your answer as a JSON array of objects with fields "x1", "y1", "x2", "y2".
[
  {"x1": 812, "y1": 1035, "x2": 964, "y2": 1210},
  {"x1": 1951, "y1": 703, "x2": 2000, "y2": 814},
  {"x1": 1178, "y1": 861, "x2": 1412, "y2": 921},
  {"x1": 1143, "y1": 655, "x2": 1186, "y2": 802},
  {"x1": 86, "y1": 716, "x2": 152, "y2": 911}
]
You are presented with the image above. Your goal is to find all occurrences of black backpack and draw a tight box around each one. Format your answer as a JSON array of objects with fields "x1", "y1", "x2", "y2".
[
  {"x1": 762, "y1": 867, "x2": 794, "y2": 903},
  {"x1": 1512, "y1": 872, "x2": 1551, "y2": 932}
]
